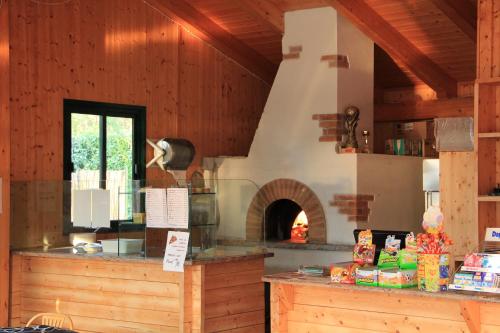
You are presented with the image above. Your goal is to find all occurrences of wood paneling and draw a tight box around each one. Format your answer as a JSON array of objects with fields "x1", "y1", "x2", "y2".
[
  {"x1": 476, "y1": 0, "x2": 500, "y2": 243},
  {"x1": 7, "y1": 0, "x2": 270, "y2": 249},
  {"x1": 366, "y1": 0, "x2": 476, "y2": 83},
  {"x1": 8, "y1": 0, "x2": 270, "y2": 182},
  {"x1": 327, "y1": 0, "x2": 458, "y2": 97},
  {"x1": 440, "y1": 152, "x2": 477, "y2": 258},
  {"x1": 11, "y1": 255, "x2": 184, "y2": 332},
  {"x1": 10, "y1": 254, "x2": 266, "y2": 333},
  {"x1": 268, "y1": 281, "x2": 500, "y2": 333},
  {"x1": 374, "y1": 97, "x2": 474, "y2": 122},
  {"x1": 0, "y1": 0, "x2": 10, "y2": 326}
]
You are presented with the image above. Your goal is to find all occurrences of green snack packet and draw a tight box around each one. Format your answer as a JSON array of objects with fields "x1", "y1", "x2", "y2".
[
  {"x1": 398, "y1": 249, "x2": 418, "y2": 270},
  {"x1": 377, "y1": 249, "x2": 399, "y2": 269}
]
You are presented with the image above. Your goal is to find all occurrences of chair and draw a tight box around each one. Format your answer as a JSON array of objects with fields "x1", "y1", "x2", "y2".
[{"x1": 26, "y1": 312, "x2": 74, "y2": 330}]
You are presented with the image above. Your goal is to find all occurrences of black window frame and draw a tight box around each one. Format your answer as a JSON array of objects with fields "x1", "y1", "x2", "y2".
[{"x1": 63, "y1": 99, "x2": 146, "y2": 232}]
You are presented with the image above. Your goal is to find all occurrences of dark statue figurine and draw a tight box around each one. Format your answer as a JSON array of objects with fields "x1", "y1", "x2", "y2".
[{"x1": 343, "y1": 105, "x2": 360, "y2": 148}]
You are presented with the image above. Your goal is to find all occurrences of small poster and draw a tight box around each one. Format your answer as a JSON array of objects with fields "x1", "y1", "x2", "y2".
[
  {"x1": 163, "y1": 231, "x2": 190, "y2": 272},
  {"x1": 145, "y1": 188, "x2": 168, "y2": 228},
  {"x1": 166, "y1": 187, "x2": 189, "y2": 229}
]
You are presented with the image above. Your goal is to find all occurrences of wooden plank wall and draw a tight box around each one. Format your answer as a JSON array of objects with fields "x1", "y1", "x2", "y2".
[
  {"x1": 0, "y1": 0, "x2": 10, "y2": 326},
  {"x1": 8, "y1": 0, "x2": 270, "y2": 182},
  {"x1": 10, "y1": 255, "x2": 267, "y2": 333},
  {"x1": 440, "y1": 152, "x2": 478, "y2": 258},
  {"x1": 10, "y1": 255, "x2": 184, "y2": 333},
  {"x1": 476, "y1": 0, "x2": 500, "y2": 242},
  {"x1": 203, "y1": 259, "x2": 265, "y2": 333},
  {"x1": 271, "y1": 283, "x2": 500, "y2": 332},
  {"x1": 8, "y1": 0, "x2": 271, "y2": 248}
]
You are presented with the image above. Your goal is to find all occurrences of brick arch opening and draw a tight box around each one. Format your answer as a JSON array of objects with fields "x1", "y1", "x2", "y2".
[{"x1": 246, "y1": 179, "x2": 327, "y2": 243}]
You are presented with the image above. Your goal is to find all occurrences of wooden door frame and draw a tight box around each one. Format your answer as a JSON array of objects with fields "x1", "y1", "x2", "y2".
[{"x1": 0, "y1": 0, "x2": 10, "y2": 326}]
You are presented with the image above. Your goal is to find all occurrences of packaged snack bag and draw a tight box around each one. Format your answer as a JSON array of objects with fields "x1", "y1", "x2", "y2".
[
  {"x1": 353, "y1": 243, "x2": 376, "y2": 265},
  {"x1": 398, "y1": 249, "x2": 417, "y2": 270},
  {"x1": 330, "y1": 262, "x2": 359, "y2": 284},
  {"x1": 358, "y1": 229, "x2": 373, "y2": 246},
  {"x1": 385, "y1": 235, "x2": 401, "y2": 252},
  {"x1": 405, "y1": 232, "x2": 417, "y2": 252},
  {"x1": 377, "y1": 249, "x2": 399, "y2": 269}
]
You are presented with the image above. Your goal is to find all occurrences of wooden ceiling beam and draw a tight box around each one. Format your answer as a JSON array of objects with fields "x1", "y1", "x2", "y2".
[
  {"x1": 237, "y1": 0, "x2": 284, "y2": 35},
  {"x1": 325, "y1": 0, "x2": 458, "y2": 98},
  {"x1": 147, "y1": 0, "x2": 278, "y2": 85},
  {"x1": 374, "y1": 97, "x2": 473, "y2": 122},
  {"x1": 430, "y1": 0, "x2": 477, "y2": 42}
]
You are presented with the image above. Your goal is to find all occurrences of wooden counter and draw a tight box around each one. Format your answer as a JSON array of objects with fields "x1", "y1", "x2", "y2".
[
  {"x1": 9, "y1": 249, "x2": 272, "y2": 333},
  {"x1": 263, "y1": 272, "x2": 500, "y2": 333}
]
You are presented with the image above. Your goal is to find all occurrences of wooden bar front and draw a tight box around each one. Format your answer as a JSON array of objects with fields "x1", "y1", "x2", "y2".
[
  {"x1": 9, "y1": 251, "x2": 269, "y2": 333},
  {"x1": 264, "y1": 273, "x2": 500, "y2": 333}
]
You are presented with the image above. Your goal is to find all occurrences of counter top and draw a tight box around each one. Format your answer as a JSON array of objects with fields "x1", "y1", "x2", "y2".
[
  {"x1": 13, "y1": 247, "x2": 273, "y2": 266},
  {"x1": 263, "y1": 271, "x2": 500, "y2": 304}
]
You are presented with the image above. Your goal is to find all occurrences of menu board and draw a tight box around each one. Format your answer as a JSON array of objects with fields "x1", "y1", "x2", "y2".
[
  {"x1": 166, "y1": 188, "x2": 189, "y2": 229},
  {"x1": 146, "y1": 187, "x2": 189, "y2": 229}
]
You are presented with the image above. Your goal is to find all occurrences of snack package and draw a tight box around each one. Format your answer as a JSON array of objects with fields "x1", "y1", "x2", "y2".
[
  {"x1": 453, "y1": 272, "x2": 474, "y2": 287},
  {"x1": 377, "y1": 249, "x2": 399, "y2": 269},
  {"x1": 398, "y1": 249, "x2": 418, "y2": 270},
  {"x1": 355, "y1": 266, "x2": 378, "y2": 286},
  {"x1": 330, "y1": 262, "x2": 359, "y2": 284},
  {"x1": 378, "y1": 268, "x2": 417, "y2": 288},
  {"x1": 358, "y1": 229, "x2": 373, "y2": 246},
  {"x1": 353, "y1": 243, "x2": 376, "y2": 265},
  {"x1": 405, "y1": 232, "x2": 417, "y2": 252},
  {"x1": 385, "y1": 235, "x2": 401, "y2": 252}
]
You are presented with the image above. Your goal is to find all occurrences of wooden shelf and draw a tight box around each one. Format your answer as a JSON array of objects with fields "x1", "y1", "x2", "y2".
[
  {"x1": 478, "y1": 132, "x2": 500, "y2": 138},
  {"x1": 477, "y1": 196, "x2": 500, "y2": 202},
  {"x1": 477, "y1": 77, "x2": 500, "y2": 85}
]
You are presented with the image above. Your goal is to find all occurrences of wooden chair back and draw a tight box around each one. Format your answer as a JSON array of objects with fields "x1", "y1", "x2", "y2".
[{"x1": 26, "y1": 312, "x2": 74, "y2": 329}]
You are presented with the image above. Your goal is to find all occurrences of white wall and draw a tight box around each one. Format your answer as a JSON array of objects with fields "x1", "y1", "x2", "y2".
[
  {"x1": 356, "y1": 154, "x2": 424, "y2": 233},
  {"x1": 214, "y1": 7, "x2": 370, "y2": 245},
  {"x1": 209, "y1": 7, "x2": 425, "y2": 256}
]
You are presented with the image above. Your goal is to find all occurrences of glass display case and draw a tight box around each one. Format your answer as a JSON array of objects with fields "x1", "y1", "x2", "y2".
[{"x1": 10, "y1": 178, "x2": 265, "y2": 261}]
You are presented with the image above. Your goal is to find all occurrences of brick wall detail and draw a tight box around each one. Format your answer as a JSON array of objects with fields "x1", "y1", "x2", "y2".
[
  {"x1": 246, "y1": 178, "x2": 327, "y2": 243},
  {"x1": 283, "y1": 45, "x2": 302, "y2": 60},
  {"x1": 320, "y1": 54, "x2": 350, "y2": 68},
  {"x1": 312, "y1": 113, "x2": 344, "y2": 142},
  {"x1": 330, "y1": 194, "x2": 374, "y2": 222}
]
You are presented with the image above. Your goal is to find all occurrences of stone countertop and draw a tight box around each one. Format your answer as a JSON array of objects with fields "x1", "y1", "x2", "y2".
[
  {"x1": 12, "y1": 247, "x2": 273, "y2": 266},
  {"x1": 263, "y1": 271, "x2": 500, "y2": 304}
]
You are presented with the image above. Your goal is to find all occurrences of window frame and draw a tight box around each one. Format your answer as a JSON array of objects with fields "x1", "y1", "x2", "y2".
[{"x1": 63, "y1": 99, "x2": 146, "y2": 231}]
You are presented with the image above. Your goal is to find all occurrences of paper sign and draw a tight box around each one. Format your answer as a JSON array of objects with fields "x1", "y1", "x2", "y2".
[
  {"x1": 166, "y1": 188, "x2": 189, "y2": 229},
  {"x1": 73, "y1": 190, "x2": 92, "y2": 228},
  {"x1": 163, "y1": 231, "x2": 190, "y2": 272},
  {"x1": 91, "y1": 189, "x2": 110, "y2": 228},
  {"x1": 485, "y1": 228, "x2": 500, "y2": 242},
  {"x1": 146, "y1": 188, "x2": 168, "y2": 228}
]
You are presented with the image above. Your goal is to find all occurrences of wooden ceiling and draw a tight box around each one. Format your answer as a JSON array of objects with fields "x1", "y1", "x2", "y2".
[{"x1": 164, "y1": 0, "x2": 477, "y2": 93}]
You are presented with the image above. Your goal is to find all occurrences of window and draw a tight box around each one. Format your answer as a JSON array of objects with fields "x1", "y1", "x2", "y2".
[{"x1": 63, "y1": 100, "x2": 146, "y2": 229}]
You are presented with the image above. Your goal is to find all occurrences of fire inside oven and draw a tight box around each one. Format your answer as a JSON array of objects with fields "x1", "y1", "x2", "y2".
[{"x1": 264, "y1": 199, "x2": 308, "y2": 243}]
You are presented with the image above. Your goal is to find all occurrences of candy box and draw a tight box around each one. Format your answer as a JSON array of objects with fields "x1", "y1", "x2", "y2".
[
  {"x1": 398, "y1": 249, "x2": 417, "y2": 270},
  {"x1": 453, "y1": 272, "x2": 474, "y2": 287},
  {"x1": 358, "y1": 229, "x2": 373, "y2": 246},
  {"x1": 331, "y1": 262, "x2": 359, "y2": 284},
  {"x1": 482, "y1": 253, "x2": 500, "y2": 269},
  {"x1": 377, "y1": 249, "x2": 399, "y2": 269},
  {"x1": 464, "y1": 253, "x2": 482, "y2": 267},
  {"x1": 378, "y1": 268, "x2": 417, "y2": 288},
  {"x1": 353, "y1": 244, "x2": 376, "y2": 265},
  {"x1": 355, "y1": 266, "x2": 378, "y2": 287}
]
